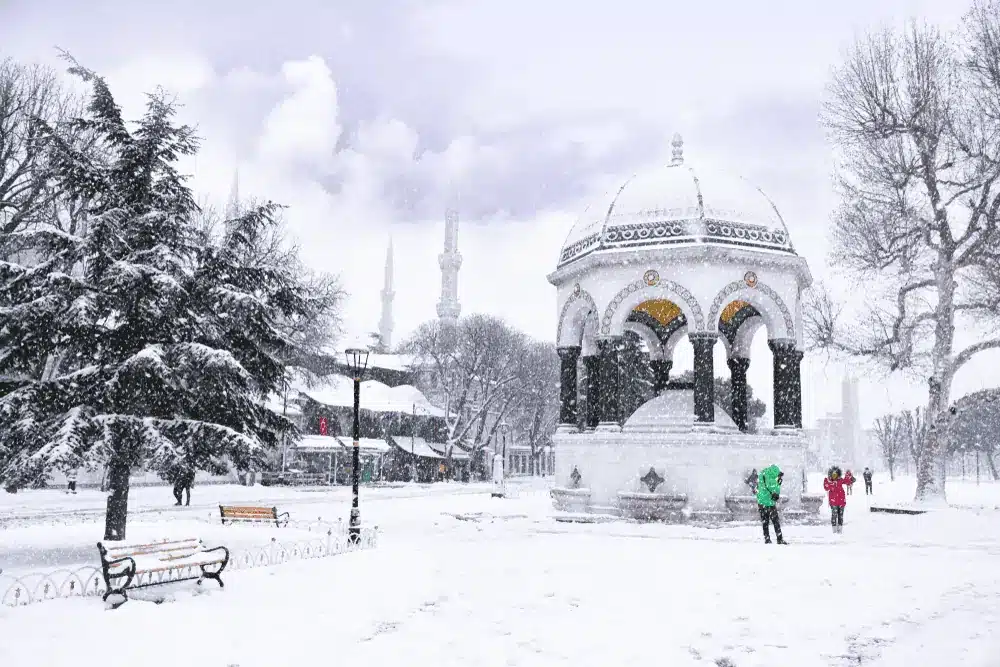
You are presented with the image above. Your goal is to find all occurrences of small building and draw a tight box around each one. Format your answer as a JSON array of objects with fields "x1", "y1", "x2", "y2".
[{"x1": 385, "y1": 434, "x2": 445, "y2": 482}]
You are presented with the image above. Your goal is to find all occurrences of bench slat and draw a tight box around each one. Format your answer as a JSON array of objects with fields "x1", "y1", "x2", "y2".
[{"x1": 219, "y1": 505, "x2": 287, "y2": 526}]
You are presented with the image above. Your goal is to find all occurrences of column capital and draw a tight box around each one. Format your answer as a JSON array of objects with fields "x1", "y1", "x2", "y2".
[
  {"x1": 556, "y1": 345, "x2": 582, "y2": 360},
  {"x1": 767, "y1": 338, "x2": 797, "y2": 354},
  {"x1": 726, "y1": 356, "x2": 751, "y2": 372}
]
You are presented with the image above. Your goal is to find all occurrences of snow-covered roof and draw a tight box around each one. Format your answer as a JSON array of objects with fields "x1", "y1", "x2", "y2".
[
  {"x1": 388, "y1": 435, "x2": 444, "y2": 459},
  {"x1": 336, "y1": 436, "x2": 392, "y2": 453},
  {"x1": 294, "y1": 434, "x2": 343, "y2": 450},
  {"x1": 557, "y1": 135, "x2": 794, "y2": 268},
  {"x1": 321, "y1": 348, "x2": 417, "y2": 372},
  {"x1": 425, "y1": 441, "x2": 470, "y2": 460},
  {"x1": 264, "y1": 394, "x2": 303, "y2": 417},
  {"x1": 297, "y1": 374, "x2": 444, "y2": 416}
]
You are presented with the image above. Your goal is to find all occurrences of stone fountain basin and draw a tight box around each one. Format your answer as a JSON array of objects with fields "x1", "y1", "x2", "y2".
[
  {"x1": 800, "y1": 493, "x2": 825, "y2": 514},
  {"x1": 551, "y1": 487, "x2": 592, "y2": 513},
  {"x1": 617, "y1": 491, "x2": 689, "y2": 521},
  {"x1": 724, "y1": 494, "x2": 790, "y2": 520}
]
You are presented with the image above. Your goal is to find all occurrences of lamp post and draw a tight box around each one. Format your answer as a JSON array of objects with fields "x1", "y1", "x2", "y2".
[
  {"x1": 344, "y1": 348, "x2": 370, "y2": 543},
  {"x1": 500, "y1": 422, "x2": 510, "y2": 478},
  {"x1": 411, "y1": 403, "x2": 418, "y2": 483}
]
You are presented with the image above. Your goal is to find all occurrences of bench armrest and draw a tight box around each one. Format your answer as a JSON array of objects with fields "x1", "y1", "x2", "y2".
[
  {"x1": 199, "y1": 544, "x2": 231, "y2": 571},
  {"x1": 276, "y1": 511, "x2": 290, "y2": 526},
  {"x1": 99, "y1": 554, "x2": 137, "y2": 593}
]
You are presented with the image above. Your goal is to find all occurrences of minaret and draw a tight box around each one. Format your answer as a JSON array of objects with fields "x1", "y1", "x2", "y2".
[
  {"x1": 378, "y1": 238, "x2": 395, "y2": 351},
  {"x1": 436, "y1": 209, "x2": 462, "y2": 328},
  {"x1": 226, "y1": 169, "x2": 240, "y2": 218}
]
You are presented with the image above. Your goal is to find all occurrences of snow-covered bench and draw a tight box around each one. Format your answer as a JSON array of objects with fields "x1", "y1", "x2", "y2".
[
  {"x1": 96, "y1": 537, "x2": 230, "y2": 607},
  {"x1": 219, "y1": 504, "x2": 290, "y2": 527}
]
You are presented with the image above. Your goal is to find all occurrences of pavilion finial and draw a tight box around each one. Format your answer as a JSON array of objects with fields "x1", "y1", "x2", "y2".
[{"x1": 670, "y1": 133, "x2": 684, "y2": 165}]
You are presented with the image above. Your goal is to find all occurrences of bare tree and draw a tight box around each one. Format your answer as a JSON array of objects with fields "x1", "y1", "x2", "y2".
[
  {"x1": 401, "y1": 315, "x2": 528, "y2": 474},
  {"x1": 0, "y1": 59, "x2": 87, "y2": 246},
  {"x1": 508, "y1": 340, "x2": 559, "y2": 474},
  {"x1": 898, "y1": 407, "x2": 928, "y2": 478},
  {"x1": 807, "y1": 7, "x2": 1000, "y2": 503},
  {"x1": 873, "y1": 413, "x2": 905, "y2": 480},
  {"x1": 194, "y1": 197, "x2": 345, "y2": 363}
]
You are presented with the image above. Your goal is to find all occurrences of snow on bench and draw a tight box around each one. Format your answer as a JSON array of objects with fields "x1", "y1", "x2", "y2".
[
  {"x1": 96, "y1": 537, "x2": 229, "y2": 607},
  {"x1": 219, "y1": 505, "x2": 290, "y2": 527}
]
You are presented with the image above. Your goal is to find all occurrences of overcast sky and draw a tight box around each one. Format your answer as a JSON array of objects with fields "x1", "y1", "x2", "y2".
[{"x1": 3, "y1": 0, "x2": 991, "y2": 430}]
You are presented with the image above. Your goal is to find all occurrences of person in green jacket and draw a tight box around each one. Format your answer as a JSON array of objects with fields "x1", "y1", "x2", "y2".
[{"x1": 756, "y1": 464, "x2": 787, "y2": 544}]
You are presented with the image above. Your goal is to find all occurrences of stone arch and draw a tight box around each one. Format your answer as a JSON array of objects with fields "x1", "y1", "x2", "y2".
[
  {"x1": 730, "y1": 316, "x2": 765, "y2": 359},
  {"x1": 601, "y1": 277, "x2": 706, "y2": 337},
  {"x1": 622, "y1": 321, "x2": 664, "y2": 359},
  {"x1": 707, "y1": 280, "x2": 795, "y2": 341},
  {"x1": 662, "y1": 322, "x2": 690, "y2": 360},
  {"x1": 556, "y1": 286, "x2": 599, "y2": 347}
]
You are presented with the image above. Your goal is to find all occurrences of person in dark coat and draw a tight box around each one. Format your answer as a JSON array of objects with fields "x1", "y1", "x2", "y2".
[
  {"x1": 745, "y1": 468, "x2": 758, "y2": 495},
  {"x1": 823, "y1": 466, "x2": 849, "y2": 533},
  {"x1": 862, "y1": 467, "x2": 873, "y2": 495},
  {"x1": 173, "y1": 468, "x2": 194, "y2": 506}
]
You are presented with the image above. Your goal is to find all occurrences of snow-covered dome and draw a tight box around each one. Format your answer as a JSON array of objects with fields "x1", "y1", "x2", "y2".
[
  {"x1": 623, "y1": 389, "x2": 737, "y2": 433},
  {"x1": 558, "y1": 135, "x2": 794, "y2": 267}
]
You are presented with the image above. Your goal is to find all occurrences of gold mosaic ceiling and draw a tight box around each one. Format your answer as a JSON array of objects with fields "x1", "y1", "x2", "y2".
[
  {"x1": 633, "y1": 299, "x2": 682, "y2": 327},
  {"x1": 720, "y1": 300, "x2": 752, "y2": 324}
]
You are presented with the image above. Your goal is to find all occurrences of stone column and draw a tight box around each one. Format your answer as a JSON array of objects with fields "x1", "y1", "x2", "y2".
[
  {"x1": 583, "y1": 355, "x2": 601, "y2": 429},
  {"x1": 768, "y1": 339, "x2": 802, "y2": 429},
  {"x1": 650, "y1": 358, "x2": 673, "y2": 395},
  {"x1": 596, "y1": 337, "x2": 622, "y2": 430},
  {"x1": 556, "y1": 346, "x2": 581, "y2": 431},
  {"x1": 727, "y1": 356, "x2": 751, "y2": 432},
  {"x1": 790, "y1": 349, "x2": 804, "y2": 428},
  {"x1": 689, "y1": 333, "x2": 717, "y2": 423}
]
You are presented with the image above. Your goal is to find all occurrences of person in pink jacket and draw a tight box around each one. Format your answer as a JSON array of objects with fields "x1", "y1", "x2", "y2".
[
  {"x1": 844, "y1": 469, "x2": 856, "y2": 495},
  {"x1": 823, "y1": 466, "x2": 849, "y2": 534}
]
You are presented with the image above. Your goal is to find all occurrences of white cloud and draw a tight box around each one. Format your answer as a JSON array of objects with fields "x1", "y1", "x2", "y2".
[
  {"x1": 257, "y1": 56, "x2": 342, "y2": 168},
  {"x1": 103, "y1": 52, "x2": 215, "y2": 120}
]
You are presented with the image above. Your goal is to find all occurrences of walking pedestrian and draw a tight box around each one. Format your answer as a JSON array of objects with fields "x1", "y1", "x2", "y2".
[
  {"x1": 756, "y1": 464, "x2": 787, "y2": 545},
  {"x1": 844, "y1": 469, "x2": 856, "y2": 495},
  {"x1": 65, "y1": 468, "x2": 78, "y2": 494},
  {"x1": 823, "y1": 466, "x2": 849, "y2": 533},
  {"x1": 862, "y1": 467, "x2": 873, "y2": 495},
  {"x1": 745, "y1": 468, "x2": 758, "y2": 495},
  {"x1": 172, "y1": 468, "x2": 194, "y2": 506}
]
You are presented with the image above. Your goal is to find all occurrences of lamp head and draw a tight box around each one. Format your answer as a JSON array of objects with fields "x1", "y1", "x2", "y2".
[{"x1": 344, "y1": 348, "x2": 370, "y2": 379}]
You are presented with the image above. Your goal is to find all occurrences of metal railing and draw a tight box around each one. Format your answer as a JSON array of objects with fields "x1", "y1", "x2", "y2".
[{"x1": 0, "y1": 525, "x2": 378, "y2": 608}]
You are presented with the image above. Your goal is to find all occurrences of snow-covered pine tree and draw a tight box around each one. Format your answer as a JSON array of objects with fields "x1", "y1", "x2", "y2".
[{"x1": 0, "y1": 61, "x2": 309, "y2": 539}]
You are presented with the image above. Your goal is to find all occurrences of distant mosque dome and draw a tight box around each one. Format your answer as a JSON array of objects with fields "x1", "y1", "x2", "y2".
[{"x1": 557, "y1": 134, "x2": 794, "y2": 268}]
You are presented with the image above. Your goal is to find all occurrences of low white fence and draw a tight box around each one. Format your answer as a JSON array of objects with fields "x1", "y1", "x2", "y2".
[{"x1": 0, "y1": 525, "x2": 378, "y2": 608}]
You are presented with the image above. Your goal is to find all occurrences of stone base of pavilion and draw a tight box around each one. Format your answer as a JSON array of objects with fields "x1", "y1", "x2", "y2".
[{"x1": 551, "y1": 425, "x2": 824, "y2": 525}]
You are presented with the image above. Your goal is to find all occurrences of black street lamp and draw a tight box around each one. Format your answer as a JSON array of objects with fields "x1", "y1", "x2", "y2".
[
  {"x1": 500, "y1": 422, "x2": 510, "y2": 478},
  {"x1": 344, "y1": 348, "x2": 370, "y2": 543}
]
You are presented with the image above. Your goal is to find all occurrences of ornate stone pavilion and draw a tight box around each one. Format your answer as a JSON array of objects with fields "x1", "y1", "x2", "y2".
[{"x1": 549, "y1": 135, "x2": 821, "y2": 522}]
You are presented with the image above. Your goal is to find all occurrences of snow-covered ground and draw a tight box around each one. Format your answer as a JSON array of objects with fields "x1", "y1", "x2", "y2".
[{"x1": 2, "y1": 474, "x2": 1000, "y2": 666}]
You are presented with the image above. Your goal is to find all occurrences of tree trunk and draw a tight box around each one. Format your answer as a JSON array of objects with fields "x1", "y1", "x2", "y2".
[
  {"x1": 888, "y1": 460, "x2": 895, "y2": 482},
  {"x1": 916, "y1": 374, "x2": 952, "y2": 505},
  {"x1": 986, "y1": 449, "x2": 1000, "y2": 482},
  {"x1": 915, "y1": 260, "x2": 956, "y2": 505},
  {"x1": 103, "y1": 457, "x2": 132, "y2": 541}
]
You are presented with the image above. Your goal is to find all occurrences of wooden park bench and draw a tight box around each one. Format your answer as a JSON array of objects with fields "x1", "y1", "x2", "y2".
[
  {"x1": 96, "y1": 537, "x2": 230, "y2": 607},
  {"x1": 219, "y1": 504, "x2": 290, "y2": 527}
]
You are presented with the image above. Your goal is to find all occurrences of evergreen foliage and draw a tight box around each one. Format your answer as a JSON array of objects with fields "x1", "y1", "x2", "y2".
[{"x1": 0, "y1": 60, "x2": 315, "y2": 538}]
